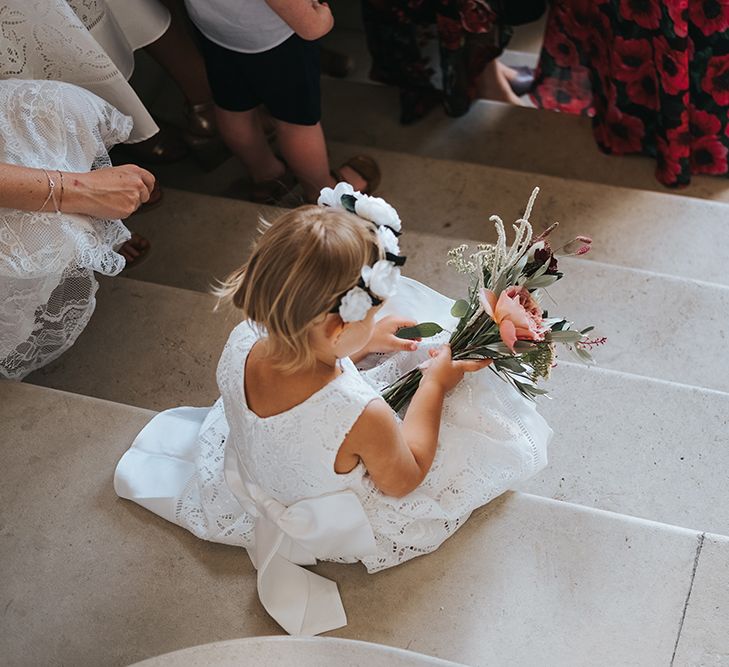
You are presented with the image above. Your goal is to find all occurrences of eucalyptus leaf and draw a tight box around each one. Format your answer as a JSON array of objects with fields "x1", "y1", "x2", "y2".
[
  {"x1": 580, "y1": 326, "x2": 595, "y2": 334},
  {"x1": 531, "y1": 258, "x2": 551, "y2": 280},
  {"x1": 512, "y1": 341, "x2": 537, "y2": 352},
  {"x1": 513, "y1": 253, "x2": 530, "y2": 274},
  {"x1": 524, "y1": 274, "x2": 560, "y2": 289},
  {"x1": 518, "y1": 384, "x2": 550, "y2": 396},
  {"x1": 549, "y1": 330, "x2": 583, "y2": 343},
  {"x1": 396, "y1": 322, "x2": 444, "y2": 340},
  {"x1": 495, "y1": 357, "x2": 528, "y2": 373},
  {"x1": 485, "y1": 342, "x2": 514, "y2": 355},
  {"x1": 574, "y1": 346, "x2": 595, "y2": 365},
  {"x1": 450, "y1": 299, "x2": 470, "y2": 318}
]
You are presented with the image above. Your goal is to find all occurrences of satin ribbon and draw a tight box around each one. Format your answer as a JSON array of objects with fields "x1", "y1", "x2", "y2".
[{"x1": 224, "y1": 448, "x2": 376, "y2": 636}]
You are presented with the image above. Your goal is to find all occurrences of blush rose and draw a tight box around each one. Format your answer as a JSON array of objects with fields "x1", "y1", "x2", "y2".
[{"x1": 479, "y1": 286, "x2": 546, "y2": 352}]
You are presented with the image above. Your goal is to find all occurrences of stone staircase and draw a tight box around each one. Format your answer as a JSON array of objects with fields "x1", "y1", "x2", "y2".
[{"x1": 4, "y1": 12, "x2": 729, "y2": 667}]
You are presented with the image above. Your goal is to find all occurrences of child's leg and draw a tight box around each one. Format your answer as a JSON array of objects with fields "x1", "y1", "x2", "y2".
[
  {"x1": 216, "y1": 107, "x2": 286, "y2": 183},
  {"x1": 274, "y1": 120, "x2": 368, "y2": 202}
]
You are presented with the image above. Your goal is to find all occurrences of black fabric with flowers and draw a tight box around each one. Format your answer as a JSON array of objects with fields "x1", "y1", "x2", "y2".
[
  {"x1": 531, "y1": 0, "x2": 729, "y2": 187},
  {"x1": 362, "y1": 0, "x2": 511, "y2": 122}
]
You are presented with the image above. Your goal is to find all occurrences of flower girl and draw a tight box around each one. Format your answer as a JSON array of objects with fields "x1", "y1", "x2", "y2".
[{"x1": 114, "y1": 186, "x2": 552, "y2": 635}]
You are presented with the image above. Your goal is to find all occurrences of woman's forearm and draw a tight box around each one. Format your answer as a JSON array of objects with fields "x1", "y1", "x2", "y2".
[
  {"x1": 0, "y1": 163, "x2": 60, "y2": 212},
  {"x1": 0, "y1": 162, "x2": 155, "y2": 219}
]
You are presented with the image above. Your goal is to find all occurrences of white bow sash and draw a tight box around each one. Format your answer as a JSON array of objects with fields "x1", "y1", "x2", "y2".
[{"x1": 225, "y1": 452, "x2": 376, "y2": 636}]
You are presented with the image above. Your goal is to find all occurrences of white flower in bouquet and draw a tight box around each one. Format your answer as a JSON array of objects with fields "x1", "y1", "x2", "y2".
[
  {"x1": 526, "y1": 240, "x2": 545, "y2": 262},
  {"x1": 377, "y1": 225, "x2": 400, "y2": 255},
  {"x1": 362, "y1": 259, "x2": 400, "y2": 298},
  {"x1": 354, "y1": 195, "x2": 402, "y2": 232},
  {"x1": 318, "y1": 182, "x2": 360, "y2": 209},
  {"x1": 339, "y1": 286, "x2": 373, "y2": 322}
]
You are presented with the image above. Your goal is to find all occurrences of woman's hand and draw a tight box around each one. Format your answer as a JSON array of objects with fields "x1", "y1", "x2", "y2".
[
  {"x1": 63, "y1": 165, "x2": 155, "y2": 219},
  {"x1": 350, "y1": 315, "x2": 421, "y2": 363},
  {"x1": 420, "y1": 344, "x2": 492, "y2": 393}
]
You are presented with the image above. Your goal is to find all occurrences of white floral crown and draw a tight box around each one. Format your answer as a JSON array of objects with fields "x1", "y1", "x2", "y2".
[{"x1": 317, "y1": 182, "x2": 406, "y2": 323}]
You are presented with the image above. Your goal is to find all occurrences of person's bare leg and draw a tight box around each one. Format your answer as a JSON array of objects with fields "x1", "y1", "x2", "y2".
[
  {"x1": 476, "y1": 60, "x2": 523, "y2": 105},
  {"x1": 216, "y1": 107, "x2": 285, "y2": 182},
  {"x1": 274, "y1": 120, "x2": 366, "y2": 202},
  {"x1": 146, "y1": 0, "x2": 212, "y2": 106},
  {"x1": 500, "y1": 62, "x2": 519, "y2": 81}
]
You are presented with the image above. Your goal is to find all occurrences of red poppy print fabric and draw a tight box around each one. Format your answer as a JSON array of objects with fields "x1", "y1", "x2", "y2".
[{"x1": 531, "y1": 1, "x2": 729, "y2": 187}]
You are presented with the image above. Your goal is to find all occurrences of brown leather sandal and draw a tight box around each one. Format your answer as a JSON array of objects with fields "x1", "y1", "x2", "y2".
[
  {"x1": 249, "y1": 168, "x2": 297, "y2": 204},
  {"x1": 332, "y1": 155, "x2": 381, "y2": 195},
  {"x1": 119, "y1": 232, "x2": 151, "y2": 268}
]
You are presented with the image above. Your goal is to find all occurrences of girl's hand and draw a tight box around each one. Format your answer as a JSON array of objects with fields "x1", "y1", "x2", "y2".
[
  {"x1": 351, "y1": 315, "x2": 421, "y2": 364},
  {"x1": 421, "y1": 344, "x2": 491, "y2": 393}
]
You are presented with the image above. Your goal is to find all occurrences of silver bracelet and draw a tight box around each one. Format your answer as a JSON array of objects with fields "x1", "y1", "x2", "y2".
[
  {"x1": 36, "y1": 169, "x2": 59, "y2": 213},
  {"x1": 57, "y1": 170, "x2": 65, "y2": 212}
]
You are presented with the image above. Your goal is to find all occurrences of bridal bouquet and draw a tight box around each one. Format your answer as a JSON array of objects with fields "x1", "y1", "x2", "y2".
[{"x1": 382, "y1": 187, "x2": 605, "y2": 413}]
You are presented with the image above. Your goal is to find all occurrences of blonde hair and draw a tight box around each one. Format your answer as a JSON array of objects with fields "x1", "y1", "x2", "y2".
[{"x1": 216, "y1": 205, "x2": 382, "y2": 372}]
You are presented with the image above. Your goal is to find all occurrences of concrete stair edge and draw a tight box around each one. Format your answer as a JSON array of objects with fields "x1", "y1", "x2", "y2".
[
  {"x1": 405, "y1": 226, "x2": 729, "y2": 293},
  {"x1": 19, "y1": 277, "x2": 729, "y2": 539},
  {"x1": 1, "y1": 380, "x2": 712, "y2": 540},
  {"x1": 135, "y1": 185, "x2": 729, "y2": 292},
  {"x1": 320, "y1": 77, "x2": 729, "y2": 204}
]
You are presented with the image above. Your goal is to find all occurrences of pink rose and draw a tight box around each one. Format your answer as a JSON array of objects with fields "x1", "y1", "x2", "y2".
[{"x1": 480, "y1": 286, "x2": 545, "y2": 352}]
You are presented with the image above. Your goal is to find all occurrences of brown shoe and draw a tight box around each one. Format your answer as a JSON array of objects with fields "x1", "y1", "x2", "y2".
[
  {"x1": 249, "y1": 169, "x2": 297, "y2": 204},
  {"x1": 184, "y1": 101, "x2": 217, "y2": 138},
  {"x1": 333, "y1": 155, "x2": 381, "y2": 195},
  {"x1": 120, "y1": 126, "x2": 188, "y2": 164}
]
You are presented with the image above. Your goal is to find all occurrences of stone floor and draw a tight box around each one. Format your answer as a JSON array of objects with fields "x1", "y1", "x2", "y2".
[{"x1": 2, "y1": 381, "x2": 719, "y2": 667}]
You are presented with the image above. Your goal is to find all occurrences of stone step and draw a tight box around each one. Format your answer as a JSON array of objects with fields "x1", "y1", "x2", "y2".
[
  {"x1": 320, "y1": 78, "x2": 729, "y2": 204},
  {"x1": 140, "y1": 144, "x2": 729, "y2": 288},
  {"x1": 23, "y1": 275, "x2": 729, "y2": 538},
  {"x1": 124, "y1": 189, "x2": 729, "y2": 393},
  {"x1": 1, "y1": 380, "x2": 723, "y2": 667},
  {"x1": 403, "y1": 230, "x2": 729, "y2": 394},
  {"x1": 324, "y1": 141, "x2": 729, "y2": 288},
  {"x1": 523, "y1": 363, "x2": 729, "y2": 536}
]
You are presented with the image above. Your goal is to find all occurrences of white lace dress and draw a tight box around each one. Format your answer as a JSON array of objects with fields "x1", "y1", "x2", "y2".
[
  {"x1": 115, "y1": 278, "x2": 551, "y2": 575},
  {"x1": 0, "y1": 79, "x2": 133, "y2": 378},
  {"x1": 0, "y1": 0, "x2": 170, "y2": 142}
]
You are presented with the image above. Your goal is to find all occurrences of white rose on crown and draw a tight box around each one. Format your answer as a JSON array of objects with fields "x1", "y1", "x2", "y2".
[
  {"x1": 339, "y1": 286, "x2": 373, "y2": 323},
  {"x1": 317, "y1": 182, "x2": 361, "y2": 209},
  {"x1": 354, "y1": 195, "x2": 402, "y2": 232},
  {"x1": 362, "y1": 259, "x2": 400, "y2": 299},
  {"x1": 377, "y1": 225, "x2": 400, "y2": 256}
]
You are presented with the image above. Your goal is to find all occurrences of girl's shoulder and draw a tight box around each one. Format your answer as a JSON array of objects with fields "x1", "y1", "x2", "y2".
[
  {"x1": 227, "y1": 319, "x2": 262, "y2": 354},
  {"x1": 331, "y1": 358, "x2": 383, "y2": 406},
  {"x1": 216, "y1": 320, "x2": 260, "y2": 394}
]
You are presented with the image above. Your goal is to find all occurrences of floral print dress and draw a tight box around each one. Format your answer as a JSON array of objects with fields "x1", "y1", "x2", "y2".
[
  {"x1": 362, "y1": 0, "x2": 511, "y2": 122},
  {"x1": 532, "y1": 0, "x2": 729, "y2": 187}
]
